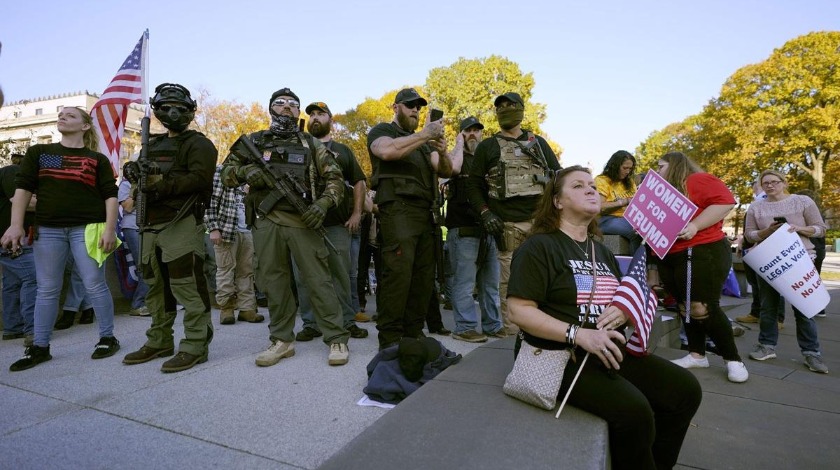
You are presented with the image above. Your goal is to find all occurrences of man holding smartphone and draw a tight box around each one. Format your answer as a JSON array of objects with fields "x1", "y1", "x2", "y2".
[{"x1": 366, "y1": 88, "x2": 458, "y2": 350}]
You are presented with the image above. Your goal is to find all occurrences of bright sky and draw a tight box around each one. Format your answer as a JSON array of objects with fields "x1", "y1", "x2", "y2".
[{"x1": 2, "y1": 1, "x2": 838, "y2": 171}]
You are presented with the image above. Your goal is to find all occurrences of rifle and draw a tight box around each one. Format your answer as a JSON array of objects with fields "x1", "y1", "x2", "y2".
[
  {"x1": 135, "y1": 113, "x2": 152, "y2": 231},
  {"x1": 513, "y1": 138, "x2": 551, "y2": 185},
  {"x1": 230, "y1": 134, "x2": 337, "y2": 253}
]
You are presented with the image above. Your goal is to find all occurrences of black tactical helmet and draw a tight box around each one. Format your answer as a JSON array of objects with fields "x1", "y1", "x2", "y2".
[
  {"x1": 150, "y1": 83, "x2": 197, "y2": 111},
  {"x1": 151, "y1": 83, "x2": 196, "y2": 132}
]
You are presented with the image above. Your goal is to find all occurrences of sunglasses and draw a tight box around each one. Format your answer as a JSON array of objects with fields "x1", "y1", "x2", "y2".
[
  {"x1": 272, "y1": 98, "x2": 300, "y2": 108},
  {"x1": 402, "y1": 101, "x2": 423, "y2": 110},
  {"x1": 158, "y1": 104, "x2": 191, "y2": 113}
]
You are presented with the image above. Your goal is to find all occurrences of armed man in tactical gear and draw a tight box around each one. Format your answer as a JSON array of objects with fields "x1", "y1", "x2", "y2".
[
  {"x1": 366, "y1": 88, "x2": 458, "y2": 350},
  {"x1": 465, "y1": 92, "x2": 560, "y2": 337},
  {"x1": 122, "y1": 83, "x2": 218, "y2": 373},
  {"x1": 220, "y1": 88, "x2": 351, "y2": 367}
]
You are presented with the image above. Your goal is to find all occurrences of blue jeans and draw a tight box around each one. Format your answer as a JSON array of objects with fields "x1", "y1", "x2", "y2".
[
  {"x1": 33, "y1": 226, "x2": 115, "y2": 346},
  {"x1": 757, "y1": 276, "x2": 821, "y2": 356},
  {"x1": 350, "y1": 231, "x2": 361, "y2": 314},
  {"x1": 447, "y1": 228, "x2": 502, "y2": 334},
  {"x1": 1, "y1": 246, "x2": 37, "y2": 336},
  {"x1": 123, "y1": 228, "x2": 149, "y2": 309},
  {"x1": 599, "y1": 215, "x2": 642, "y2": 253},
  {"x1": 63, "y1": 255, "x2": 92, "y2": 312},
  {"x1": 297, "y1": 225, "x2": 355, "y2": 329}
]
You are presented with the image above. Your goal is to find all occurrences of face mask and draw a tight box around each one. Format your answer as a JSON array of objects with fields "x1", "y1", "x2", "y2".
[
  {"x1": 270, "y1": 114, "x2": 297, "y2": 137},
  {"x1": 496, "y1": 106, "x2": 524, "y2": 130}
]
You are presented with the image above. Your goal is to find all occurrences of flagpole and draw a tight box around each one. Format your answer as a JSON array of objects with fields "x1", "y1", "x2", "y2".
[
  {"x1": 142, "y1": 29, "x2": 149, "y2": 106},
  {"x1": 555, "y1": 352, "x2": 589, "y2": 419}
]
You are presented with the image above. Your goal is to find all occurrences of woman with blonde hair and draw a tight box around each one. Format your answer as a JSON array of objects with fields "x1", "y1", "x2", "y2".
[
  {"x1": 2, "y1": 106, "x2": 120, "y2": 371},
  {"x1": 655, "y1": 152, "x2": 749, "y2": 383}
]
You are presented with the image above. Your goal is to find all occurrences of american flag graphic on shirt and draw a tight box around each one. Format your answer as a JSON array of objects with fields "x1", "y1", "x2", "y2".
[
  {"x1": 574, "y1": 271, "x2": 621, "y2": 306},
  {"x1": 38, "y1": 153, "x2": 98, "y2": 186}
]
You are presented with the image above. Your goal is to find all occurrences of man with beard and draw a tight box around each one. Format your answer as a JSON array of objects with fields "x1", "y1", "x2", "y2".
[
  {"x1": 293, "y1": 101, "x2": 369, "y2": 341},
  {"x1": 367, "y1": 88, "x2": 457, "y2": 350},
  {"x1": 445, "y1": 117, "x2": 504, "y2": 342},
  {"x1": 122, "y1": 83, "x2": 217, "y2": 373},
  {"x1": 220, "y1": 88, "x2": 350, "y2": 367},
  {"x1": 465, "y1": 92, "x2": 560, "y2": 336}
]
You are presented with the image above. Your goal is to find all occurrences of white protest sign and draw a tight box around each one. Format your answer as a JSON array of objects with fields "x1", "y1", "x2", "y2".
[
  {"x1": 742, "y1": 224, "x2": 828, "y2": 318},
  {"x1": 623, "y1": 170, "x2": 698, "y2": 259}
]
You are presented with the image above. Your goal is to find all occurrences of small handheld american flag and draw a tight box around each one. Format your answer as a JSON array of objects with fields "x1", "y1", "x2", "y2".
[{"x1": 611, "y1": 246, "x2": 658, "y2": 356}]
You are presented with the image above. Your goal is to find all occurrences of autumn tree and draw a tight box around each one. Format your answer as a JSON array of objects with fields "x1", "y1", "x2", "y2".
[
  {"x1": 192, "y1": 88, "x2": 268, "y2": 163},
  {"x1": 637, "y1": 32, "x2": 840, "y2": 217}
]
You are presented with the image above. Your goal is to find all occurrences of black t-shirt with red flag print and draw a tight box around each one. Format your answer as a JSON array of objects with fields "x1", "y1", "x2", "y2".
[{"x1": 16, "y1": 143, "x2": 118, "y2": 227}]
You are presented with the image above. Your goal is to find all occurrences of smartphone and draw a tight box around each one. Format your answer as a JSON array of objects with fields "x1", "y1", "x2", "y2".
[
  {"x1": 774, "y1": 216, "x2": 787, "y2": 224},
  {"x1": 430, "y1": 109, "x2": 444, "y2": 122}
]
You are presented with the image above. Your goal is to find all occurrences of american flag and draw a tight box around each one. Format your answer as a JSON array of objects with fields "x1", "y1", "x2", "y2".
[
  {"x1": 611, "y1": 246, "x2": 658, "y2": 356},
  {"x1": 90, "y1": 30, "x2": 148, "y2": 176}
]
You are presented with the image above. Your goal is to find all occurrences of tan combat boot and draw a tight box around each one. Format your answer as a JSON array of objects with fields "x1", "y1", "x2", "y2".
[
  {"x1": 237, "y1": 309, "x2": 265, "y2": 323},
  {"x1": 219, "y1": 300, "x2": 235, "y2": 325}
]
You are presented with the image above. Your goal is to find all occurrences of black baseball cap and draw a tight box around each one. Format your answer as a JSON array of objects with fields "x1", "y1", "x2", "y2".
[
  {"x1": 394, "y1": 88, "x2": 428, "y2": 107},
  {"x1": 305, "y1": 101, "x2": 332, "y2": 116},
  {"x1": 269, "y1": 87, "x2": 300, "y2": 106},
  {"x1": 459, "y1": 116, "x2": 484, "y2": 132},
  {"x1": 494, "y1": 92, "x2": 524, "y2": 107}
]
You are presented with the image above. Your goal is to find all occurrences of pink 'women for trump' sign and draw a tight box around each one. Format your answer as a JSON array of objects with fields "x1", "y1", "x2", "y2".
[{"x1": 623, "y1": 170, "x2": 698, "y2": 259}]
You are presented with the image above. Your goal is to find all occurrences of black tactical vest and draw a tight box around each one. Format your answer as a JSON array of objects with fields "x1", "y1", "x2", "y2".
[{"x1": 250, "y1": 132, "x2": 315, "y2": 213}]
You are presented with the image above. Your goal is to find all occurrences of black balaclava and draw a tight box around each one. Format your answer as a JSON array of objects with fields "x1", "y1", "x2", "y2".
[{"x1": 151, "y1": 83, "x2": 196, "y2": 133}]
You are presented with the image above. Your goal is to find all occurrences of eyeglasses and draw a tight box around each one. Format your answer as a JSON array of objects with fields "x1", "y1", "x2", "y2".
[
  {"x1": 272, "y1": 98, "x2": 300, "y2": 108},
  {"x1": 158, "y1": 104, "x2": 191, "y2": 113},
  {"x1": 401, "y1": 101, "x2": 422, "y2": 110},
  {"x1": 762, "y1": 180, "x2": 784, "y2": 188}
]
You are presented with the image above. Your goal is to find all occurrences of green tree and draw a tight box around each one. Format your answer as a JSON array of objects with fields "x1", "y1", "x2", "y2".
[
  {"x1": 635, "y1": 117, "x2": 700, "y2": 171},
  {"x1": 424, "y1": 56, "x2": 561, "y2": 163}
]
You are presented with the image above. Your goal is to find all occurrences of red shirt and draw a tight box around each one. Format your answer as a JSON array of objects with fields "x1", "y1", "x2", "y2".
[{"x1": 669, "y1": 172, "x2": 735, "y2": 254}]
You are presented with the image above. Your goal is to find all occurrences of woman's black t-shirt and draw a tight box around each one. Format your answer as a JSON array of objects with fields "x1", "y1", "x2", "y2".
[
  {"x1": 508, "y1": 230, "x2": 622, "y2": 350},
  {"x1": 16, "y1": 143, "x2": 118, "y2": 227}
]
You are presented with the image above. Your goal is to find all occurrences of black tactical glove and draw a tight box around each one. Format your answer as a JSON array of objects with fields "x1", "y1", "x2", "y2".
[
  {"x1": 237, "y1": 164, "x2": 269, "y2": 189},
  {"x1": 141, "y1": 180, "x2": 170, "y2": 204},
  {"x1": 123, "y1": 161, "x2": 141, "y2": 185},
  {"x1": 301, "y1": 198, "x2": 331, "y2": 230},
  {"x1": 481, "y1": 209, "x2": 504, "y2": 235}
]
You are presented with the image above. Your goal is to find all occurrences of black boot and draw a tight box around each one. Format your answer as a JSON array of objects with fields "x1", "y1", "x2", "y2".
[
  {"x1": 54, "y1": 310, "x2": 76, "y2": 330},
  {"x1": 10, "y1": 345, "x2": 52, "y2": 371},
  {"x1": 79, "y1": 308, "x2": 95, "y2": 324}
]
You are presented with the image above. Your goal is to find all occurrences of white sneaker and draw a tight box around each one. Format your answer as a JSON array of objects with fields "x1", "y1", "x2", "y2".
[
  {"x1": 328, "y1": 343, "x2": 349, "y2": 366},
  {"x1": 726, "y1": 361, "x2": 749, "y2": 383},
  {"x1": 255, "y1": 340, "x2": 295, "y2": 367},
  {"x1": 671, "y1": 354, "x2": 709, "y2": 369}
]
